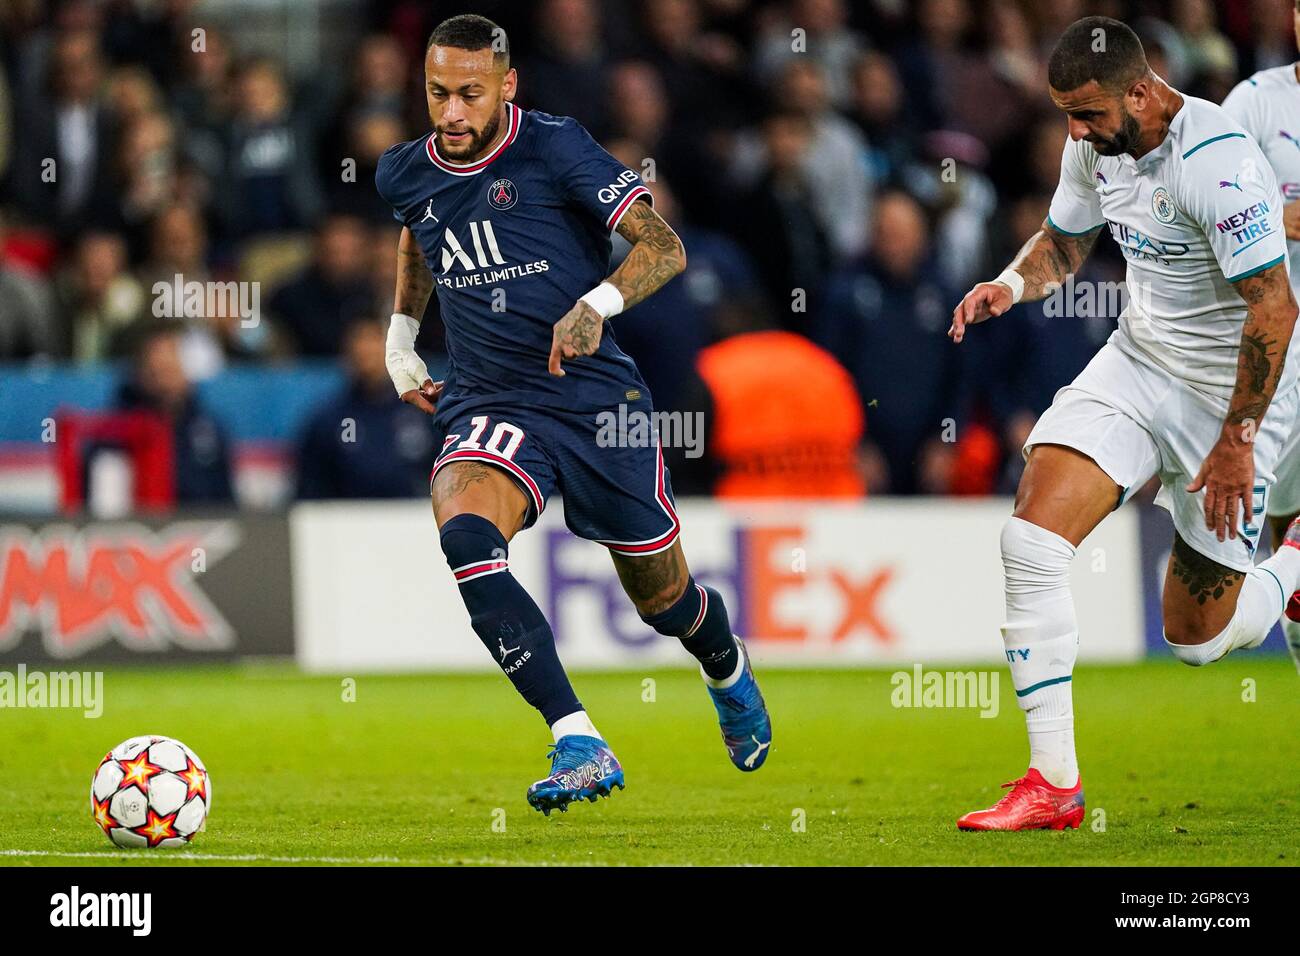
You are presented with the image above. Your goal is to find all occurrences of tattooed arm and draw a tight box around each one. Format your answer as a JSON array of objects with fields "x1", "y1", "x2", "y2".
[
  {"x1": 608, "y1": 200, "x2": 688, "y2": 309},
  {"x1": 1190, "y1": 261, "x2": 1298, "y2": 541},
  {"x1": 949, "y1": 219, "x2": 1101, "y2": 342},
  {"x1": 387, "y1": 226, "x2": 442, "y2": 414},
  {"x1": 395, "y1": 226, "x2": 435, "y2": 318},
  {"x1": 548, "y1": 200, "x2": 686, "y2": 376},
  {"x1": 1224, "y1": 261, "x2": 1297, "y2": 431}
]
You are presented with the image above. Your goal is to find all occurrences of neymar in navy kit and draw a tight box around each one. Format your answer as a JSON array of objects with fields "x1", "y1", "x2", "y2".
[{"x1": 375, "y1": 14, "x2": 771, "y2": 814}]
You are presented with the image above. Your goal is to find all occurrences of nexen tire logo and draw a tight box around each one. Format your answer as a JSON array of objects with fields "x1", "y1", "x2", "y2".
[{"x1": 0, "y1": 522, "x2": 239, "y2": 657}]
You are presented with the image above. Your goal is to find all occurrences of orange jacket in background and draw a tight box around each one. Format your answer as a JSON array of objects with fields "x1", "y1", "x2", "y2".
[{"x1": 695, "y1": 330, "x2": 865, "y2": 499}]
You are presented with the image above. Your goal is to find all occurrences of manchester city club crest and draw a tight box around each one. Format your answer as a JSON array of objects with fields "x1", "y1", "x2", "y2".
[
  {"x1": 487, "y1": 178, "x2": 517, "y2": 210},
  {"x1": 1151, "y1": 186, "x2": 1176, "y2": 224}
]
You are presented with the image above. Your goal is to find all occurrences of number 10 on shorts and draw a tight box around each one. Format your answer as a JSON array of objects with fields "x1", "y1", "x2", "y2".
[{"x1": 456, "y1": 415, "x2": 525, "y2": 460}]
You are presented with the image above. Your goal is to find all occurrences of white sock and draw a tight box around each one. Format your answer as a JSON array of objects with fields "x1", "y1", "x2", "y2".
[
  {"x1": 1258, "y1": 542, "x2": 1300, "y2": 631},
  {"x1": 550, "y1": 710, "x2": 601, "y2": 743},
  {"x1": 1001, "y1": 517, "x2": 1080, "y2": 789},
  {"x1": 702, "y1": 637, "x2": 745, "y2": 689},
  {"x1": 1164, "y1": 625, "x2": 1233, "y2": 665},
  {"x1": 1166, "y1": 550, "x2": 1300, "y2": 664}
]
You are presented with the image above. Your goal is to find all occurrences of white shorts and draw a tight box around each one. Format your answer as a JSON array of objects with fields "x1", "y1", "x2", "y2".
[
  {"x1": 1269, "y1": 422, "x2": 1300, "y2": 517},
  {"x1": 1024, "y1": 342, "x2": 1299, "y2": 572}
]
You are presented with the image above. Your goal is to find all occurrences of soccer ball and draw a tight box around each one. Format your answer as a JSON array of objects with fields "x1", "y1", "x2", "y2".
[{"x1": 90, "y1": 735, "x2": 211, "y2": 848}]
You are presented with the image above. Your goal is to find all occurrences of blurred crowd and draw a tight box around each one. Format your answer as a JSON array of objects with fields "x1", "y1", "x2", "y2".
[{"x1": 1, "y1": 0, "x2": 1295, "y2": 502}]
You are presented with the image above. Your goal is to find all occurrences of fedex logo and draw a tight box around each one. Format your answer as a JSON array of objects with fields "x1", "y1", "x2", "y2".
[
  {"x1": 545, "y1": 524, "x2": 896, "y2": 647},
  {"x1": 0, "y1": 523, "x2": 237, "y2": 657}
]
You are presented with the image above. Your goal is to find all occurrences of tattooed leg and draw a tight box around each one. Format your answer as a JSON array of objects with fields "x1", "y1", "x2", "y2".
[
  {"x1": 431, "y1": 461, "x2": 529, "y2": 539},
  {"x1": 610, "y1": 541, "x2": 690, "y2": 615},
  {"x1": 1162, "y1": 533, "x2": 1245, "y2": 645},
  {"x1": 612, "y1": 540, "x2": 742, "y2": 681}
]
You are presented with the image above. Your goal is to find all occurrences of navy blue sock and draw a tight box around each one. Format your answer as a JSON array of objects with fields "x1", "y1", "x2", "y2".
[
  {"x1": 440, "y1": 514, "x2": 581, "y2": 726},
  {"x1": 641, "y1": 579, "x2": 739, "y2": 680}
]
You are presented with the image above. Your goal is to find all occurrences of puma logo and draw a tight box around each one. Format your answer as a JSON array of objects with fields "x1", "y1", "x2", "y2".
[{"x1": 743, "y1": 736, "x2": 770, "y2": 768}]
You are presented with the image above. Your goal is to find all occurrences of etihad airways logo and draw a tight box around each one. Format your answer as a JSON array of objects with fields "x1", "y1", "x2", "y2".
[
  {"x1": 0, "y1": 522, "x2": 238, "y2": 658},
  {"x1": 1107, "y1": 220, "x2": 1190, "y2": 263},
  {"x1": 435, "y1": 218, "x2": 550, "y2": 289}
]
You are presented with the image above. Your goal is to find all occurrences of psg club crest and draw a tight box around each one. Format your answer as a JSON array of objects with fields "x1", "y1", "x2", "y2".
[
  {"x1": 488, "y1": 179, "x2": 517, "y2": 210},
  {"x1": 1151, "y1": 186, "x2": 1177, "y2": 224}
]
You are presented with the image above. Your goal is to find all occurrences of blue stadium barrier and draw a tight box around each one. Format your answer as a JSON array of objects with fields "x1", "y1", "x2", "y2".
[{"x1": 0, "y1": 360, "x2": 346, "y2": 443}]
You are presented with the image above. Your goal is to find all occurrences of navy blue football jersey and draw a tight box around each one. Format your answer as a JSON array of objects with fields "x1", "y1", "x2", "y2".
[{"x1": 375, "y1": 103, "x2": 656, "y2": 420}]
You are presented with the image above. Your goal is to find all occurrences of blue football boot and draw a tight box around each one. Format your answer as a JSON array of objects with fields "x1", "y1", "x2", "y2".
[
  {"x1": 705, "y1": 638, "x2": 772, "y2": 771},
  {"x1": 526, "y1": 735, "x2": 625, "y2": 815}
]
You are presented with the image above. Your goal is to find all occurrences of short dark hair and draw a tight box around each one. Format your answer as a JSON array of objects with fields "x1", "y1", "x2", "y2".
[
  {"x1": 1047, "y1": 16, "x2": 1148, "y2": 94},
  {"x1": 426, "y1": 14, "x2": 509, "y2": 68}
]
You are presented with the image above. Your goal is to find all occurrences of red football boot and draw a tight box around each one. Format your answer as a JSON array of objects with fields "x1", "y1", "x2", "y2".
[{"x1": 957, "y1": 768, "x2": 1085, "y2": 831}]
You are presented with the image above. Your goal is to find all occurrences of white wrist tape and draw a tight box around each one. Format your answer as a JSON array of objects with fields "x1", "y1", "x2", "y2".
[
  {"x1": 579, "y1": 282, "x2": 624, "y2": 319},
  {"x1": 387, "y1": 312, "x2": 419, "y2": 351},
  {"x1": 385, "y1": 312, "x2": 429, "y2": 397},
  {"x1": 993, "y1": 269, "x2": 1025, "y2": 305}
]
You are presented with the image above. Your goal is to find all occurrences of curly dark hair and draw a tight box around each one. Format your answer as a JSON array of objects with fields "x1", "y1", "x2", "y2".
[{"x1": 426, "y1": 13, "x2": 509, "y2": 69}]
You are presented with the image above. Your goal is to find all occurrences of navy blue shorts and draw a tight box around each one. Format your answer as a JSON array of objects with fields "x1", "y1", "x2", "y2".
[{"x1": 430, "y1": 401, "x2": 681, "y2": 556}]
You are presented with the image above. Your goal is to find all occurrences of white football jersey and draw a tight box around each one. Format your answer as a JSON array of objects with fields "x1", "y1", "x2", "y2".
[
  {"x1": 1222, "y1": 64, "x2": 1300, "y2": 295},
  {"x1": 1048, "y1": 94, "x2": 1293, "y2": 406}
]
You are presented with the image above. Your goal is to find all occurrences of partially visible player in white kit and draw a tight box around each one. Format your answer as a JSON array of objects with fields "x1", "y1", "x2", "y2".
[
  {"x1": 1222, "y1": 2, "x2": 1300, "y2": 671},
  {"x1": 949, "y1": 16, "x2": 1300, "y2": 831}
]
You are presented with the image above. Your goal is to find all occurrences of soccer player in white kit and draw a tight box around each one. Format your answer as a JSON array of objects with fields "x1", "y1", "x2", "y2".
[
  {"x1": 950, "y1": 17, "x2": 1300, "y2": 831},
  {"x1": 1222, "y1": 5, "x2": 1300, "y2": 671}
]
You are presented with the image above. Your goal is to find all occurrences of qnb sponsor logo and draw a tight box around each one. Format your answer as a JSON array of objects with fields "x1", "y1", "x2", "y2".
[
  {"x1": 597, "y1": 169, "x2": 640, "y2": 205},
  {"x1": 1107, "y1": 221, "x2": 1191, "y2": 262},
  {"x1": 890, "y1": 663, "x2": 999, "y2": 718},
  {"x1": 0, "y1": 522, "x2": 239, "y2": 657},
  {"x1": 1215, "y1": 200, "x2": 1274, "y2": 248},
  {"x1": 49, "y1": 886, "x2": 151, "y2": 936},
  {"x1": 152, "y1": 274, "x2": 260, "y2": 328},
  {"x1": 0, "y1": 664, "x2": 103, "y2": 717},
  {"x1": 595, "y1": 405, "x2": 704, "y2": 459}
]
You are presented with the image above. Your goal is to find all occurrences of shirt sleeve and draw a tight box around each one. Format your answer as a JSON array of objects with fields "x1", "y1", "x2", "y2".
[
  {"x1": 547, "y1": 118, "x2": 653, "y2": 232},
  {"x1": 1178, "y1": 132, "x2": 1287, "y2": 283},
  {"x1": 1046, "y1": 138, "x2": 1105, "y2": 236},
  {"x1": 1219, "y1": 78, "x2": 1261, "y2": 140},
  {"x1": 375, "y1": 144, "x2": 410, "y2": 226}
]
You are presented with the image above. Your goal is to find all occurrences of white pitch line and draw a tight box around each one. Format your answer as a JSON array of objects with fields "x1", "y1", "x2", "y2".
[{"x1": 0, "y1": 849, "x2": 606, "y2": 867}]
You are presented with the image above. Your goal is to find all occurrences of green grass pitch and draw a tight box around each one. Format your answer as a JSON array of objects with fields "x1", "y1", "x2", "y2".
[{"x1": 3, "y1": 657, "x2": 1298, "y2": 866}]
